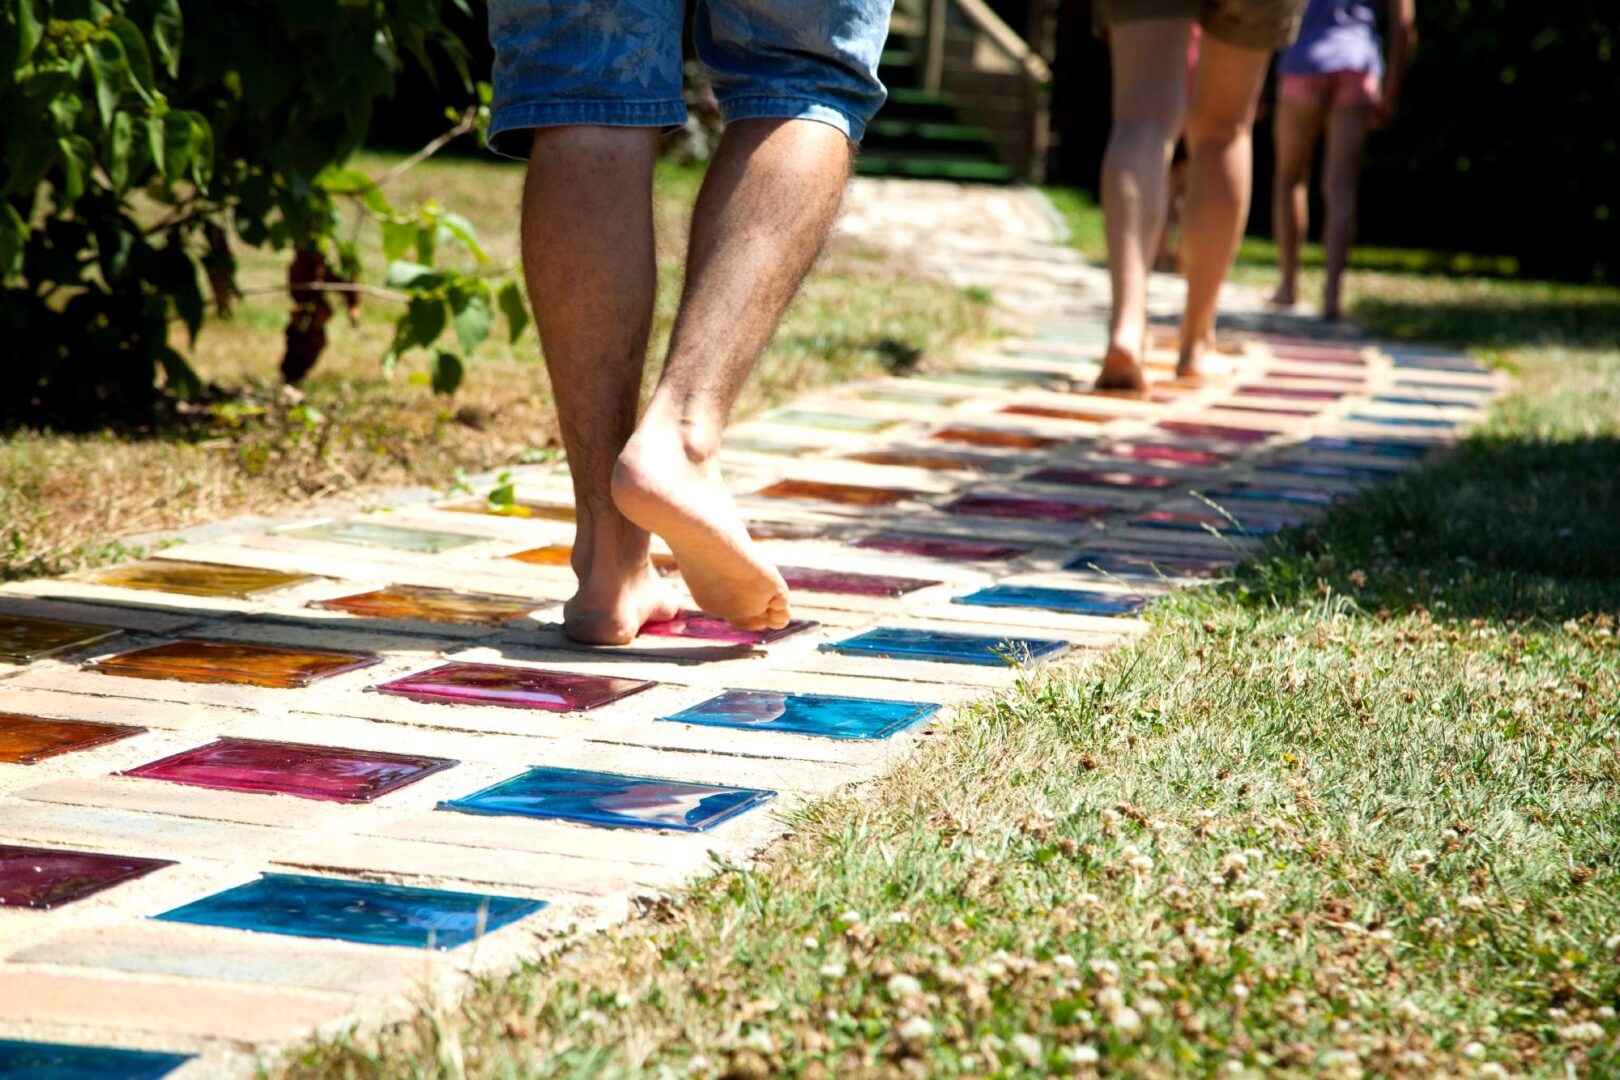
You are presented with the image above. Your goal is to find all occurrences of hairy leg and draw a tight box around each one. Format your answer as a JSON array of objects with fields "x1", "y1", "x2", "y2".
[
  {"x1": 520, "y1": 126, "x2": 680, "y2": 645},
  {"x1": 1319, "y1": 103, "x2": 1372, "y2": 320},
  {"x1": 1269, "y1": 96, "x2": 1324, "y2": 306},
  {"x1": 614, "y1": 118, "x2": 851, "y2": 630},
  {"x1": 1098, "y1": 18, "x2": 1192, "y2": 391},
  {"x1": 1177, "y1": 34, "x2": 1272, "y2": 377}
]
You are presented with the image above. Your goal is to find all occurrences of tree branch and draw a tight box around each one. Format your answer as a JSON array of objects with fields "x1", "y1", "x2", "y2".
[
  {"x1": 374, "y1": 106, "x2": 478, "y2": 188},
  {"x1": 235, "y1": 281, "x2": 411, "y2": 303}
]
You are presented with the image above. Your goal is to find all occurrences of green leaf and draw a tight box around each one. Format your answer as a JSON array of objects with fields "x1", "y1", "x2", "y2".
[
  {"x1": 83, "y1": 32, "x2": 130, "y2": 129},
  {"x1": 449, "y1": 282, "x2": 491, "y2": 352},
  {"x1": 497, "y1": 280, "x2": 529, "y2": 343},
  {"x1": 430, "y1": 350, "x2": 463, "y2": 395},
  {"x1": 104, "y1": 110, "x2": 134, "y2": 190},
  {"x1": 146, "y1": 0, "x2": 182, "y2": 78},
  {"x1": 55, "y1": 135, "x2": 95, "y2": 205},
  {"x1": 12, "y1": 0, "x2": 43, "y2": 68},
  {"x1": 361, "y1": 185, "x2": 393, "y2": 217},
  {"x1": 0, "y1": 199, "x2": 26, "y2": 279},
  {"x1": 380, "y1": 221, "x2": 415, "y2": 263},
  {"x1": 402, "y1": 295, "x2": 447, "y2": 349},
  {"x1": 160, "y1": 110, "x2": 199, "y2": 182},
  {"x1": 385, "y1": 260, "x2": 445, "y2": 290},
  {"x1": 317, "y1": 167, "x2": 375, "y2": 196},
  {"x1": 438, "y1": 211, "x2": 488, "y2": 264},
  {"x1": 105, "y1": 16, "x2": 155, "y2": 96},
  {"x1": 415, "y1": 223, "x2": 436, "y2": 267}
]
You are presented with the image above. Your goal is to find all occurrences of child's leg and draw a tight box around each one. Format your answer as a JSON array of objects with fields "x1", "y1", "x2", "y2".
[
  {"x1": 1320, "y1": 100, "x2": 1372, "y2": 320},
  {"x1": 1270, "y1": 90, "x2": 1326, "y2": 305}
]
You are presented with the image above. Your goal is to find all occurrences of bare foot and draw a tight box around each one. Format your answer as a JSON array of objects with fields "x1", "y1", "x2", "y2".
[
  {"x1": 612, "y1": 419, "x2": 791, "y2": 631},
  {"x1": 1176, "y1": 335, "x2": 1232, "y2": 382},
  {"x1": 562, "y1": 534, "x2": 682, "y2": 646},
  {"x1": 1096, "y1": 342, "x2": 1149, "y2": 392},
  {"x1": 1268, "y1": 288, "x2": 1297, "y2": 308}
]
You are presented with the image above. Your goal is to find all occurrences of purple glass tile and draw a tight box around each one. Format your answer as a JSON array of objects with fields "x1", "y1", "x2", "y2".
[
  {"x1": 639, "y1": 611, "x2": 817, "y2": 646},
  {"x1": 778, "y1": 566, "x2": 939, "y2": 598},
  {"x1": 374, "y1": 662, "x2": 655, "y2": 712},
  {"x1": 120, "y1": 737, "x2": 456, "y2": 803},
  {"x1": 1101, "y1": 442, "x2": 1228, "y2": 466},
  {"x1": 852, "y1": 533, "x2": 1030, "y2": 562},
  {"x1": 0, "y1": 844, "x2": 174, "y2": 909},
  {"x1": 1212, "y1": 403, "x2": 1319, "y2": 418},
  {"x1": 944, "y1": 493, "x2": 1112, "y2": 523},
  {"x1": 1157, "y1": 421, "x2": 1273, "y2": 444},
  {"x1": 1024, "y1": 466, "x2": 1178, "y2": 490}
]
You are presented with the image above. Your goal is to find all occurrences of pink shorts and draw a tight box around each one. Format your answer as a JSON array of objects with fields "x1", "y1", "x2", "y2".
[{"x1": 1279, "y1": 70, "x2": 1381, "y2": 108}]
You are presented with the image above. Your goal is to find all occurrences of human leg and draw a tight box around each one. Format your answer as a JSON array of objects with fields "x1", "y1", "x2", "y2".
[
  {"x1": 1269, "y1": 89, "x2": 1326, "y2": 306},
  {"x1": 1319, "y1": 100, "x2": 1372, "y2": 319}
]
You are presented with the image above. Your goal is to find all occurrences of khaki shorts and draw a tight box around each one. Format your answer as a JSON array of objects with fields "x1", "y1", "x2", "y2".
[{"x1": 1094, "y1": 0, "x2": 1306, "y2": 50}]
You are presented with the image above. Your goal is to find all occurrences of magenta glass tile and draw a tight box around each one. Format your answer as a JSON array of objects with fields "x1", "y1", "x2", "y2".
[
  {"x1": 778, "y1": 565, "x2": 938, "y2": 597},
  {"x1": 852, "y1": 532, "x2": 1030, "y2": 561},
  {"x1": 374, "y1": 662, "x2": 655, "y2": 712},
  {"x1": 1101, "y1": 442, "x2": 1228, "y2": 466},
  {"x1": 1236, "y1": 385, "x2": 1344, "y2": 402},
  {"x1": 1270, "y1": 344, "x2": 1367, "y2": 365},
  {"x1": 119, "y1": 737, "x2": 456, "y2": 803},
  {"x1": 1024, "y1": 466, "x2": 1177, "y2": 490},
  {"x1": 639, "y1": 611, "x2": 817, "y2": 646},
  {"x1": 1260, "y1": 369, "x2": 1366, "y2": 386},
  {"x1": 0, "y1": 844, "x2": 174, "y2": 909},
  {"x1": 945, "y1": 493, "x2": 1112, "y2": 523},
  {"x1": 1157, "y1": 421, "x2": 1273, "y2": 444}
]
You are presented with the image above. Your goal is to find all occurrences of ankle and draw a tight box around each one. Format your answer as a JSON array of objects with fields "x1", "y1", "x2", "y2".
[{"x1": 633, "y1": 398, "x2": 723, "y2": 466}]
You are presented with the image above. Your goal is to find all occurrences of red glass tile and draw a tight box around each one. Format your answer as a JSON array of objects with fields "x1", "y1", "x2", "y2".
[
  {"x1": 121, "y1": 737, "x2": 456, "y2": 803},
  {"x1": 640, "y1": 611, "x2": 817, "y2": 646},
  {"x1": 0, "y1": 714, "x2": 144, "y2": 764},
  {"x1": 374, "y1": 661, "x2": 655, "y2": 711},
  {"x1": 755, "y1": 479, "x2": 916, "y2": 506},
  {"x1": 945, "y1": 493, "x2": 1112, "y2": 523},
  {"x1": 1024, "y1": 466, "x2": 1178, "y2": 489},
  {"x1": 1157, "y1": 421, "x2": 1273, "y2": 444},
  {"x1": 929, "y1": 427, "x2": 1065, "y2": 450},
  {"x1": 0, "y1": 844, "x2": 174, "y2": 909}
]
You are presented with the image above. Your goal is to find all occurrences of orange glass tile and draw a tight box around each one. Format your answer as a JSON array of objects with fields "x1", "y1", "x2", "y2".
[
  {"x1": 755, "y1": 479, "x2": 915, "y2": 506},
  {"x1": 999, "y1": 405, "x2": 1116, "y2": 424},
  {"x1": 929, "y1": 427, "x2": 1065, "y2": 450},
  {"x1": 89, "y1": 639, "x2": 381, "y2": 689},
  {"x1": 506, "y1": 546, "x2": 679, "y2": 575},
  {"x1": 0, "y1": 714, "x2": 144, "y2": 764},
  {"x1": 92, "y1": 561, "x2": 315, "y2": 599},
  {"x1": 441, "y1": 499, "x2": 575, "y2": 522},
  {"x1": 310, "y1": 585, "x2": 550, "y2": 626},
  {"x1": 0, "y1": 616, "x2": 123, "y2": 663}
]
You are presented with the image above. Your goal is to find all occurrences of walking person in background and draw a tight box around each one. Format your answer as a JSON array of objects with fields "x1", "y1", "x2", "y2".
[
  {"x1": 1269, "y1": 0, "x2": 1417, "y2": 319},
  {"x1": 1094, "y1": 0, "x2": 1309, "y2": 392}
]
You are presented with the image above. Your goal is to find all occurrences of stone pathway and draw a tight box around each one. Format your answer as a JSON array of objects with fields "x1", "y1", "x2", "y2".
[{"x1": 0, "y1": 179, "x2": 1504, "y2": 1078}]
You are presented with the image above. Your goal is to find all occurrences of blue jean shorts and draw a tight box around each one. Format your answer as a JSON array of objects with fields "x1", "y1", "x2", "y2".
[{"x1": 487, "y1": 1, "x2": 895, "y2": 158}]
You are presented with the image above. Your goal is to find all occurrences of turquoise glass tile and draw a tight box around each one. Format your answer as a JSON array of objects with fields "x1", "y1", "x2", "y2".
[
  {"x1": 661, "y1": 689, "x2": 939, "y2": 741},
  {"x1": 954, "y1": 585, "x2": 1146, "y2": 616},
  {"x1": 766, "y1": 409, "x2": 897, "y2": 433},
  {"x1": 1304, "y1": 437, "x2": 1429, "y2": 459},
  {"x1": 822, "y1": 627, "x2": 1069, "y2": 667},
  {"x1": 281, "y1": 520, "x2": 485, "y2": 553},
  {"x1": 440, "y1": 766, "x2": 774, "y2": 832},
  {"x1": 0, "y1": 1039, "x2": 191, "y2": 1079},
  {"x1": 156, "y1": 873, "x2": 543, "y2": 949},
  {"x1": 1261, "y1": 460, "x2": 1400, "y2": 482},
  {"x1": 1347, "y1": 413, "x2": 1454, "y2": 429},
  {"x1": 1201, "y1": 484, "x2": 1337, "y2": 507}
]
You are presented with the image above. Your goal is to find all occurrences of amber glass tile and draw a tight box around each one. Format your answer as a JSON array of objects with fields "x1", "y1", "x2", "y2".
[
  {"x1": 0, "y1": 616, "x2": 123, "y2": 663},
  {"x1": 506, "y1": 545, "x2": 679, "y2": 575},
  {"x1": 441, "y1": 499, "x2": 575, "y2": 522},
  {"x1": 929, "y1": 427, "x2": 1065, "y2": 450},
  {"x1": 92, "y1": 561, "x2": 315, "y2": 599},
  {"x1": 0, "y1": 714, "x2": 144, "y2": 765},
  {"x1": 999, "y1": 405, "x2": 1116, "y2": 424},
  {"x1": 311, "y1": 584, "x2": 550, "y2": 626},
  {"x1": 88, "y1": 639, "x2": 381, "y2": 689},
  {"x1": 755, "y1": 479, "x2": 916, "y2": 506}
]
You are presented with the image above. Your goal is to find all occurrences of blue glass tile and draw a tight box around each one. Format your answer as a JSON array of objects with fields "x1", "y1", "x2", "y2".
[
  {"x1": 1373, "y1": 394, "x2": 1468, "y2": 407},
  {"x1": 1201, "y1": 484, "x2": 1338, "y2": 507},
  {"x1": 1303, "y1": 437, "x2": 1429, "y2": 459},
  {"x1": 1260, "y1": 460, "x2": 1401, "y2": 482},
  {"x1": 1347, "y1": 413, "x2": 1454, "y2": 429},
  {"x1": 155, "y1": 873, "x2": 544, "y2": 950},
  {"x1": 954, "y1": 585, "x2": 1146, "y2": 616},
  {"x1": 0, "y1": 1039, "x2": 191, "y2": 1080},
  {"x1": 1392, "y1": 379, "x2": 1492, "y2": 395},
  {"x1": 661, "y1": 690, "x2": 939, "y2": 741},
  {"x1": 1389, "y1": 351, "x2": 1488, "y2": 373},
  {"x1": 821, "y1": 627, "x2": 1069, "y2": 667},
  {"x1": 440, "y1": 766, "x2": 774, "y2": 832}
]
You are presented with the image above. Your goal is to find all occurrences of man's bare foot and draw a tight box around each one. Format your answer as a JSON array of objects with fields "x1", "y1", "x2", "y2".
[
  {"x1": 1096, "y1": 341, "x2": 1149, "y2": 392},
  {"x1": 1176, "y1": 335, "x2": 1231, "y2": 382},
  {"x1": 612, "y1": 418, "x2": 791, "y2": 631},
  {"x1": 561, "y1": 532, "x2": 682, "y2": 646}
]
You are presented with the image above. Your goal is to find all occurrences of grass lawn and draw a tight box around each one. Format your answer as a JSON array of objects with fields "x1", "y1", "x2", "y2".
[
  {"x1": 277, "y1": 197, "x2": 1620, "y2": 1079},
  {"x1": 0, "y1": 150, "x2": 987, "y2": 582}
]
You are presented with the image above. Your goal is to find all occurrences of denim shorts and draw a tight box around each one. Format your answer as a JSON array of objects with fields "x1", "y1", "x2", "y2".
[{"x1": 488, "y1": 1, "x2": 895, "y2": 159}]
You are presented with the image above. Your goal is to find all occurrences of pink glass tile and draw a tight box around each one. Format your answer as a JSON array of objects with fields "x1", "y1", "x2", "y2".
[
  {"x1": 1024, "y1": 466, "x2": 1178, "y2": 490},
  {"x1": 1270, "y1": 344, "x2": 1367, "y2": 365},
  {"x1": 945, "y1": 493, "x2": 1112, "y2": 523},
  {"x1": 120, "y1": 737, "x2": 456, "y2": 803},
  {"x1": 639, "y1": 611, "x2": 817, "y2": 646},
  {"x1": 0, "y1": 844, "x2": 174, "y2": 909},
  {"x1": 853, "y1": 532, "x2": 1030, "y2": 561},
  {"x1": 1101, "y1": 442, "x2": 1228, "y2": 466},
  {"x1": 778, "y1": 566, "x2": 938, "y2": 597},
  {"x1": 1236, "y1": 385, "x2": 1344, "y2": 401},
  {"x1": 1157, "y1": 421, "x2": 1273, "y2": 444},
  {"x1": 1260, "y1": 369, "x2": 1366, "y2": 386},
  {"x1": 374, "y1": 662, "x2": 655, "y2": 711},
  {"x1": 1212, "y1": 403, "x2": 1319, "y2": 418}
]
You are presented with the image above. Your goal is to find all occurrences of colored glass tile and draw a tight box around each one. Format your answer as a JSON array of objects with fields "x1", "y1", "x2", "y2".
[
  {"x1": 1024, "y1": 466, "x2": 1177, "y2": 490},
  {"x1": 999, "y1": 404, "x2": 1115, "y2": 423},
  {"x1": 856, "y1": 388, "x2": 968, "y2": 406},
  {"x1": 755, "y1": 479, "x2": 916, "y2": 506},
  {"x1": 91, "y1": 561, "x2": 315, "y2": 599},
  {"x1": 844, "y1": 449, "x2": 1009, "y2": 472},
  {"x1": 1202, "y1": 484, "x2": 1337, "y2": 507},
  {"x1": 0, "y1": 844, "x2": 174, "y2": 909},
  {"x1": 1304, "y1": 437, "x2": 1429, "y2": 459},
  {"x1": 918, "y1": 367, "x2": 1061, "y2": 390},
  {"x1": 155, "y1": 872, "x2": 543, "y2": 949},
  {"x1": 1235, "y1": 385, "x2": 1343, "y2": 401},
  {"x1": 955, "y1": 584, "x2": 1146, "y2": 616},
  {"x1": 373, "y1": 661, "x2": 654, "y2": 711},
  {"x1": 1270, "y1": 345, "x2": 1366, "y2": 365},
  {"x1": 747, "y1": 522, "x2": 824, "y2": 541},
  {"x1": 0, "y1": 616, "x2": 122, "y2": 663},
  {"x1": 1062, "y1": 550, "x2": 1232, "y2": 579},
  {"x1": 663, "y1": 689, "x2": 939, "y2": 741},
  {"x1": 442, "y1": 765, "x2": 774, "y2": 832},
  {"x1": 1389, "y1": 351, "x2": 1487, "y2": 373},
  {"x1": 0, "y1": 1039, "x2": 191, "y2": 1080},
  {"x1": 1373, "y1": 394, "x2": 1466, "y2": 407},
  {"x1": 1157, "y1": 421, "x2": 1273, "y2": 444},
  {"x1": 767, "y1": 409, "x2": 897, "y2": 433},
  {"x1": 506, "y1": 545, "x2": 678, "y2": 575},
  {"x1": 853, "y1": 532, "x2": 1030, "y2": 561},
  {"x1": 88, "y1": 639, "x2": 381, "y2": 689},
  {"x1": 120, "y1": 737, "x2": 456, "y2": 803},
  {"x1": 1392, "y1": 379, "x2": 1492, "y2": 394},
  {"x1": 1130, "y1": 509, "x2": 1286, "y2": 536},
  {"x1": 0, "y1": 713, "x2": 144, "y2": 764},
  {"x1": 778, "y1": 565, "x2": 938, "y2": 597},
  {"x1": 1072, "y1": 387, "x2": 1181, "y2": 404},
  {"x1": 1261, "y1": 460, "x2": 1400, "y2": 481},
  {"x1": 311, "y1": 584, "x2": 549, "y2": 626},
  {"x1": 1347, "y1": 412, "x2": 1454, "y2": 429},
  {"x1": 929, "y1": 427, "x2": 1065, "y2": 450},
  {"x1": 1213, "y1": 403, "x2": 1319, "y2": 418},
  {"x1": 441, "y1": 499, "x2": 575, "y2": 521},
  {"x1": 723, "y1": 438, "x2": 813, "y2": 456},
  {"x1": 1101, "y1": 442, "x2": 1227, "y2": 466},
  {"x1": 945, "y1": 493, "x2": 1111, "y2": 523},
  {"x1": 280, "y1": 520, "x2": 486, "y2": 553},
  {"x1": 1260, "y1": 369, "x2": 1365, "y2": 385},
  {"x1": 822, "y1": 627, "x2": 1069, "y2": 667},
  {"x1": 640, "y1": 611, "x2": 816, "y2": 646}
]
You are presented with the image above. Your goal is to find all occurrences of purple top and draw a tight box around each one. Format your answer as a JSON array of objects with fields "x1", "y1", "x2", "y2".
[{"x1": 1279, "y1": 0, "x2": 1383, "y2": 78}]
